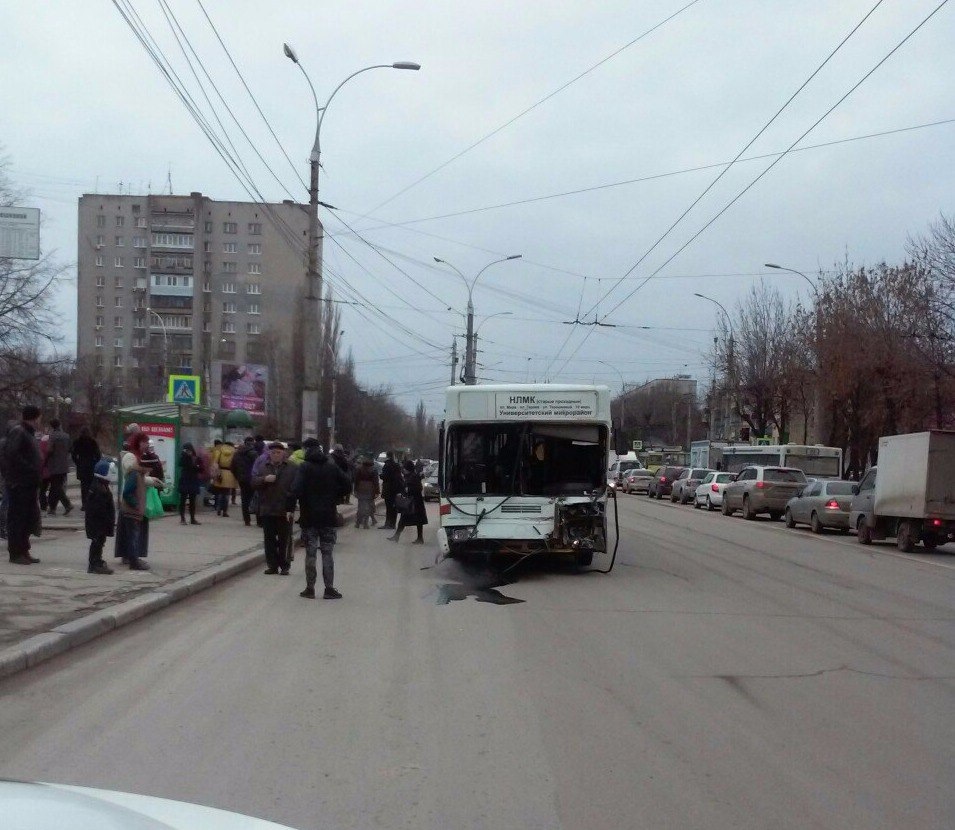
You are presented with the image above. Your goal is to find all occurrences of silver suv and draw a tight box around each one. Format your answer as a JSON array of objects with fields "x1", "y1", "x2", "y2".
[
  {"x1": 722, "y1": 466, "x2": 807, "y2": 520},
  {"x1": 671, "y1": 468, "x2": 716, "y2": 504}
]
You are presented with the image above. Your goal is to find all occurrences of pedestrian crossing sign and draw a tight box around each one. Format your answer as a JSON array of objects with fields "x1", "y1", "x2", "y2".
[{"x1": 168, "y1": 374, "x2": 201, "y2": 405}]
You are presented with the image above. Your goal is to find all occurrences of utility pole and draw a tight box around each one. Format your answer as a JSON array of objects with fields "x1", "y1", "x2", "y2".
[
  {"x1": 328, "y1": 372, "x2": 337, "y2": 450},
  {"x1": 450, "y1": 339, "x2": 458, "y2": 386},
  {"x1": 464, "y1": 300, "x2": 475, "y2": 384}
]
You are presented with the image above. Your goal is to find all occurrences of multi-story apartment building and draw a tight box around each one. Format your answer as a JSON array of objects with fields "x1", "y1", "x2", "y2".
[{"x1": 76, "y1": 193, "x2": 312, "y2": 410}]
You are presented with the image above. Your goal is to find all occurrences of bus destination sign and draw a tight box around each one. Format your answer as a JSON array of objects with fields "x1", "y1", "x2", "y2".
[{"x1": 495, "y1": 391, "x2": 597, "y2": 420}]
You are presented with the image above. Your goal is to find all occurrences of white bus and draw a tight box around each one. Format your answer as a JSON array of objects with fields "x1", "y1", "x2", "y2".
[
  {"x1": 438, "y1": 384, "x2": 612, "y2": 567},
  {"x1": 719, "y1": 443, "x2": 843, "y2": 477}
]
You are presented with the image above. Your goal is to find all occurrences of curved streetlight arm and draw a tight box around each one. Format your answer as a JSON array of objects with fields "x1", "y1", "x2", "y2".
[
  {"x1": 474, "y1": 311, "x2": 513, "y2": 335},
  {"x1": 764, "y1": 263, "x2": 816, "y2": 293},
  {"x1": 434, "y1": 257, "x2": 469, "y2": 297},
  {"x1": 693, "y1": 292, "x2": 733, "y2": 336},
  {"x1": 471, "y1": 254, "x2": 522, "y2": 297}
]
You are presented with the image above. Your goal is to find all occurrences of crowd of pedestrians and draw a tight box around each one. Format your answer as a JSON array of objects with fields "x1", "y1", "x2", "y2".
[{"x1": 1, "y1": 405, "x2": 434, "y2": 601}]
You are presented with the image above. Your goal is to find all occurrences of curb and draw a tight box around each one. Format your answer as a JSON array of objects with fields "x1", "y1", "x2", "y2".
[{"x1": 0, "y1": 500, "x2": 369, "y2": 682}]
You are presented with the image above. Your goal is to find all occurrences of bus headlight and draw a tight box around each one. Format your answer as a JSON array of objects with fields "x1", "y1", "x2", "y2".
[{"x1": 449, "y1": 527, "x2": 474, "y2": 543}]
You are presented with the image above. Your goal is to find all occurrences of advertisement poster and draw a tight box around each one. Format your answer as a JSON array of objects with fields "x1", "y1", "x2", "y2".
[
  {"x1": 220, "y1": 363, "x2": 268, "y2": 416},
  {"x1": 139, "y1": 422, "x2": 177, "y2": 491}
]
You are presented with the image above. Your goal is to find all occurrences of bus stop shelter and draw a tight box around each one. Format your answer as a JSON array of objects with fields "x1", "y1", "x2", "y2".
[{"x1": 114, "y1": 402, "x2": 225, "y2": 508}]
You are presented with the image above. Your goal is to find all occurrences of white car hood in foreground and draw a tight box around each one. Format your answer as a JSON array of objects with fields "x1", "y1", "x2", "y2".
[{"x1": 3, "y1": 780, "x2": 297, "y2": 830}]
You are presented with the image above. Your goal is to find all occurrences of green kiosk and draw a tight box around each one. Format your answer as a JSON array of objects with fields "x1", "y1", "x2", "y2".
[{"x1": 114, "y1": 403, "x2": 224, "y2": 509}]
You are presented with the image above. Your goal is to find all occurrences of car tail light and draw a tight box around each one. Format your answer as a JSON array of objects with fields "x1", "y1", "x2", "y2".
[
  {"x1": 711, "y1": 483, "x2": 720, "y2": 492},
  {"x1": 660, "y1": 476, "x2": 667, "y2": 483},
  {"x1": 755, "y1": 481, "x2": 765, "y2": 489},
  {"x1": 439, "y1": 503, "x2": 451, "y2": 516},
  {"x1": 825, "y1": 499, "x2": 840, "y2": 510},
  {"x1": 930, "y1": 518, "x2": 943, "y2": 527}
]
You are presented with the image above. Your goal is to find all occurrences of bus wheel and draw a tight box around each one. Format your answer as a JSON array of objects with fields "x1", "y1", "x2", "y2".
[{"x1": 576, "y1": 550, "x2": 594, "y2": 568}]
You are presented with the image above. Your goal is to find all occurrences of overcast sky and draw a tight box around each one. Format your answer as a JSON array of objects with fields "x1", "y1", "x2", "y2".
[{"x1": 4, "y1": 0, "x2": 954, "y2": 414}]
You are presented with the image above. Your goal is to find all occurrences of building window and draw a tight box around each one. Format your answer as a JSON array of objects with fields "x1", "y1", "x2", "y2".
[
  {"x1": 223, "y1": 302, "x2": 236, "y2": 314},
  {"x1": 248, "y1": 263, "x2": 261, "y2": 275},
  {"x1": 114, "y1": 276, "x2": 123, "y2": 289},
  {"x1": 130, "y1": 356, "x2": 140, "y2": 369},
  {"x1": 248, "y1": 222, "x2": 261, "y2": 235},
  {"x1": 114, "y1": 337, "x2": 123, "y2": 348},
  {"x1": 115, "y1": 296, "x2": 123, "y2": 308},
  {"x1": 95, "y1": 276, "x2": 105, "y2": 288},
  {"x1": 96, "y1": 215, "x2": 106, "y2": 228},
  {"x1": 95, "y1": 335, "x2": 103, "y2": 347},
  {"x1": 222, "y1": 261, "x2": 237, "y2": 273},
  {"x1": 223, "y1": 242, "x2": 237, "y2": 253},
  {"x1": 152, "y1": 233, "x2": 193, "y2": 249},
  {"x1": 114, "y1": 256, "x2": 124, "y2": 268},
  {"x1": 115, "y1": 236, "x2": 124, "y2": 247},
  {"x1": 222, "y1": 282, "x2": 236, "y2": 294},
  {"x1": 203, "y1": 321, "x2": 211, "y2": 332},
  {"x1": 222, "y1": 321, "x2": 236, "y2": 334},
  {"x1": 116, "y1": 215, "x2": 125, "y2": 228},
  {"x1": 96, "y1": 295, "x2": 105, "y2": 307},
  {"x1": 114, "y1": 355, "x2": 123, "y2": 367},
  {"x1": 134, "y1": 317, "x2": 145, "y2": 329},
  {"x1": 95, "y1": 355, "x2": 104, "y2": 369},
  {"x1": 133, "y1": 236, "x2": 147, "y2": 248},
  {"x1": 203, "y1": 241, "x2": 211, "y2": 253},
  {"x1": 136, "y1": 217, "x2": 147, "y2": 228},
  {"x1": 247, "y1": 302, "x2": 260, "y2": 315},
  {"x1": 95, "y1": 315, "x2": 104, "y2": 327},
  {"x1": 95, "y1": 255, "x2": 104, "y2": 267},
  {"x1": 95, "y1": 235, "x2": 105, "y2": 247},
  {"x1": 134, "y1": 257, "x2": 146, "y2": 269},
  {"x1": 114, "y1": 316, "x2": 124, "y2": 328},
  {"x1": 223, "y1": 221, "x2": 237, "y2": 234},
  {"x1": 205, "y1": 221, "x2": 213, "y2": 233},
  {"x1": 246, "y1": 283, "x2": 260, "y2": 295},
  {"x1": 248, "y1": 243, "x2": 261, "y2": 255},
  {"x1": 203, "y1": 281, "x2": 211, "y2": 293},
  {"x1": 247, "y1": 322, "x2": 261, "y2": 335}
]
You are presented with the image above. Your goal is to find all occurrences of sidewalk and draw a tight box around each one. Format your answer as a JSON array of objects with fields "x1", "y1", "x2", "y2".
[{"x1": 0, "y1": 485, "x2": 366, "y2": 679}]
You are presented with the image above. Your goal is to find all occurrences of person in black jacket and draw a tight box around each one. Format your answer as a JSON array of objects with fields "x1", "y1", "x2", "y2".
[
  {"x1": 71, "y1": 426, "x2": 102, "y2": 511},
  {"x1": 291, "y1": 444, "x2": 351, "y2": 599},
  {"x1": 232, "y1": 436, "x2": 258, "y2": 527},
  {"x1": 178, "y1": 443, "x2": 202, "y2": 525},
  {"x1": 388, "y1": 459, "x2": 428, "y2": 545},
  {"x1": 2, "y1": 405, "x2": 43, "y2": 565},
  {"x1": 85, "y1": 459, "x2": 116, "y2": 574},
  {"x1": 379, "y1": 452, "x2": 404, "y2": 530}
]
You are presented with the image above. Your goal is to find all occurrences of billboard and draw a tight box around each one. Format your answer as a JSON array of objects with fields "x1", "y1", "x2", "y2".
[
  {"x1": 220, "y1": 363, "x2": 267, "y2": 416},
  {"x1": 0, "y1": 207, "x2": 40, "y2": 260}
]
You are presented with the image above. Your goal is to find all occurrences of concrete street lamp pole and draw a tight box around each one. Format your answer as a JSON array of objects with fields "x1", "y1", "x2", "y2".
[
  {"x1": 284, "y1": 44, "x2": 420, "y2": 437},
  {"x1": 434, "y1": 255, "x2": 521, "y2": 384},
  {"x1": 145, "y1": 307, "x2": 168, "y2": 398},
  {"x1": 598, "y1": 360, "x2": 626, "y2": 439}
]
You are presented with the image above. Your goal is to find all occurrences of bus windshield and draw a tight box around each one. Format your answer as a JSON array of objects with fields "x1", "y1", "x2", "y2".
[{"x1": 445, "y1": 422, "x2": 607, "y2": 497}]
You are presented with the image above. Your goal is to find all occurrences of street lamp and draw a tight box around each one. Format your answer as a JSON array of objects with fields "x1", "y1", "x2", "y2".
[
  {"x1": 694, "y1": 293, "x2": 735, "y2": 441},
  {"x1": 284, "y1": 45, "x2": 420, "y2": 438},
  {"x1": 764, "y1": 262, "x2": 816, "y2": 292},
  {"x1": 434, "y1": 254, "x2": 521, "y2": 384}
]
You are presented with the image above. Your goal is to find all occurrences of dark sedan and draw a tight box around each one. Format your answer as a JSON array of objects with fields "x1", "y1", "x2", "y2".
[{"x1": 647, "y1": 466, "x2": 686, "y2": 500}]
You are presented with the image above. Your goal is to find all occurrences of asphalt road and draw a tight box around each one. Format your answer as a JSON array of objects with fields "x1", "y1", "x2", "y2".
[{"x1": 1, "y1": 498, "x2": 953, "y2": 830}]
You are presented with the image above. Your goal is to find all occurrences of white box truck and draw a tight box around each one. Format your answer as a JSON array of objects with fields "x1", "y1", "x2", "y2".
[{"x1": 849, "y1": 430, "x2": 955, "y2": 551}]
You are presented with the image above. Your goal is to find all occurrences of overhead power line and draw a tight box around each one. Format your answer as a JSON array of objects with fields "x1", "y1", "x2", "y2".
[
  {"x1": 361, "y1": 0, "x2": 705, "y2": 218},
  {"x1": 550, "y1": 0, "x2": 953, "y2": 379}
]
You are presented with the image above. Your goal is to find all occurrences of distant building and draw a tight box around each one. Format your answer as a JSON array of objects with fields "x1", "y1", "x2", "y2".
[
  {"x1": 76, "y1": 192, "x2": 314, "y2": 418},
  {"x1": 615, "y1": 374, "x2": 703, "y2": 448}
]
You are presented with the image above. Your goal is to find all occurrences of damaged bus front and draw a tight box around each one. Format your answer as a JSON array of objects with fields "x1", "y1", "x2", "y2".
[{"x1": 438, "y1": 385, "x2": 611, "y2": 567}]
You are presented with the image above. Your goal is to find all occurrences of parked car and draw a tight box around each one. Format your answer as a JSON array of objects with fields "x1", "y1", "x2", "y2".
[
  {"x1": 693, "y1": 471, "x2": 735, "y2": 510},
  {"x1": 647, "y1": 466, "x2": 685, "y2": 500},
  {"x1": 671, "y1": 468, "x2": 715, "y2": 504},
  {"x1": 422, "y1": 474, "x2": 440, "y2": 501},
  {"x1": 784, "y1": 479, "x2": 855, "y2": 533},
  {"x1": 607, "y1": 459, "x2": 645, "y2": 493},
  {"x1": 722, "y1": 466, "x2": 807, "y2": 520},
  {"x1": 622, "y1": 467, "x2": 654, "y2": 494}
]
